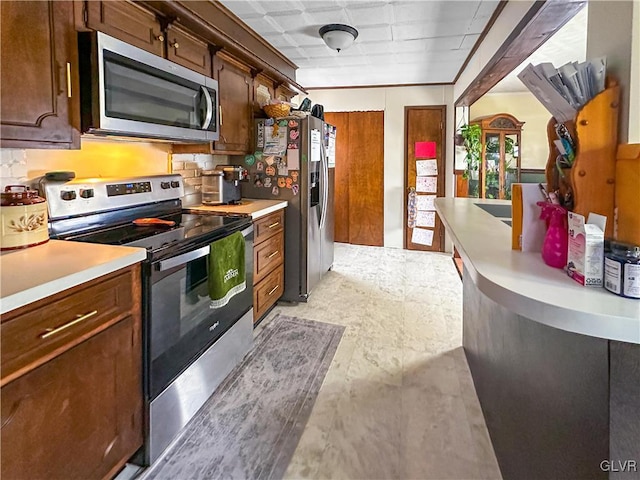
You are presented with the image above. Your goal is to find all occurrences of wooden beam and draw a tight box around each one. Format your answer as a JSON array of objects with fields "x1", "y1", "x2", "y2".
[{"x1": 455, "y1": 0, "x2": 586, "y2": 107}]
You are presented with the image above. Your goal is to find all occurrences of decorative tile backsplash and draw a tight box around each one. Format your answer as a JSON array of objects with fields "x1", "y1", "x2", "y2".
[
  {"x1": 0, "y1": 149, "x2": 29, "y2": 189},
  {"x1": 172, "y1": 153, "x2": 231, "y2": 206}
]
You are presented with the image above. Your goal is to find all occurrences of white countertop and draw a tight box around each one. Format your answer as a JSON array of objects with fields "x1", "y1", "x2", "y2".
[
  {"x1": 0, "y1": 240, "x2": 147, "y2": 315},
  {"x1": 435, "y1": 198, "x2": 640, "y2": 344},
  {"x1": 188, "y1": 199, "x2": 287, "y2": 219}
]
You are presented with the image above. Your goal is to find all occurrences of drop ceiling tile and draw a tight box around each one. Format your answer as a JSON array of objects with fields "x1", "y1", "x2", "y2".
[
  {"x1": 460, "y1": 34, "x2": 480, "y2": 49},
  {"x1": 392, "y1": 20, "x2": 471, "y2": 41},
  {"x1": 355, "y1": 24, "x2": 393, "y2": 43},
  {"x1": 345, "y1": 3, "x2": 392, "y2": 26}
]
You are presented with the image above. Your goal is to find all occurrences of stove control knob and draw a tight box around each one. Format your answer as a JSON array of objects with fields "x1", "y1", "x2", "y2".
[
  {"x1": 161, "y1": 181, "x2": 170, "y2": 189},
  {"x1": 60, "y1": 190, "x2": 77, "y2": 201},
  {"x1": 171, "y1": 181, "x2": 180, "y2": 188},
  {"x1": 79, "y1": 188, "x2": 94, "y2": 199}
]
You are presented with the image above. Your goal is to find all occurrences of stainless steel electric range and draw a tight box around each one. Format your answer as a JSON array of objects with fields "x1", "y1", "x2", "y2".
[{"x1": 39, "y1": 174, "x2": 254, "y2": 465}]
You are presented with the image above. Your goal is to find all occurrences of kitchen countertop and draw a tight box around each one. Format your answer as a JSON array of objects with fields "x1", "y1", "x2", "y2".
[
  {"x1": 189, "y1": 199, "x2": 287, "y2": 219},
  {"x1": 435, "y1": 197, "x2": 640, "y2": 344},
  {"x1": 1, "y1": 240, "x2": 147, "y2": 315}
]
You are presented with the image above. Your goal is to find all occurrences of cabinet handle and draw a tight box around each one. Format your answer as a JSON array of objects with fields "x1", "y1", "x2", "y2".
[
  {"x1": 66, "y1": 62, "x2": 72, "y2": 98},
  {"x1": 268, "y1": 285, "x2": 279, "y2": 296},
  {"x1": 219, "y1": 106, "x2": 223, "y2": 126},
  {"x1": 267, "y1": 250, "x2": 279, "y2": 259},
  {"x1": 170, "y1": 40, "x2": 179, "y2": 49},
  {"x1": 268, "y1": 221, "x2": 280, "y2": 229},
  {"x1": 39, "y1": 310, "x2": 98, "y2": 339},
  {"x1": 155, "y1": 34, "x2": 165, "y2": 42}
]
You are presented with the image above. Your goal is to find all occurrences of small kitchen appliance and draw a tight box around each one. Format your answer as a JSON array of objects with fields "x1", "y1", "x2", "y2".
[
  {"x1": 202, "y1": 165, "x2": 247, "y2": 205},
  {"x1": 37, "y1": 173, "x2": 253, "y2": 465},
  {"x1": 0, "y1": 186, "x2": 49, "y2": 251}
]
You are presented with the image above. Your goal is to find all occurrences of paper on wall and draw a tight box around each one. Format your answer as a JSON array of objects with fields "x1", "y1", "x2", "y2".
[
  {"x1": 416, "y1": 195, "x2": 436, "y2": 211},
  {"x1": 416, "y1": 211, "x2": 436, "y2": 228},
  {"x1": 416, "y1": 159, "x2": 438, "y2": 176},
  {"x1": 416, "y1": 176, "x2": 437, "y2": 193},
  {"x1": 311, "y1": 129, "x2": 321, "y2": 162},
  {"x1": 411, "y1": 227, "x2": 434, "y2": 246}
]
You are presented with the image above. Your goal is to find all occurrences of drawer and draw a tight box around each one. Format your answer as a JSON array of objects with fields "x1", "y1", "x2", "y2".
[
  {"x1": 254, "y1": 264, "x2": 284, "y2": 322},
  {"x1": 254, "y1": 231, "x2": 284, "y2": 284},
  {"x1": 1, "y1": 267, "x2": 136, "y2": 385},
  {"x1": 254, "y1": 209, "x2": 284, "y2": 244}
]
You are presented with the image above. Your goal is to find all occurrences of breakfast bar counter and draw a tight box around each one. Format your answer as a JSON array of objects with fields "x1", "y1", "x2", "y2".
[{"x1": 436, "y1": 197, "x2": 640, "y2": 480}]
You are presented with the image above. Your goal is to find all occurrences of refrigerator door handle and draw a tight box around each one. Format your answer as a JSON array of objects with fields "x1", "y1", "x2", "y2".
[{"x1": 319, "y1": 140, "x2": 329, "y2": 230}]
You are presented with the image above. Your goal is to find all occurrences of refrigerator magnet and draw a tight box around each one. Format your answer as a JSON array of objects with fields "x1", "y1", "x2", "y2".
[
  {"x1": 271, "y1": 186, "x2": 279, "y2": 196},
  {"x1": 287, "y1": 143, "x2": 298, "y2": 150},
  {"x1": 264, "y1": 177, "x2": 272, "y2": 188},
  {"x1": 289, "y1": 129, "x2": 299, "y2": 140},
  {"x1": 244, "y1": 154, "x2": 255, "y2": 166},
  {"x1": 285, "y1": 177, "x2": 293, "y2": 189},
  {"x1": 277, "y1": 177, "x2": 286, "y2": 188},
  {"x1": 253, "y1": 174, "x2": 264, "y2": 187},
  {"x1": 256, "y1": 161, "x2": 264, "y2": 172},
  {"x1": 265, "y1": 118, "x2": 274, "y2": 126},
  {"x1": 277, "y1": 163, "x2": 288, "y2": 176},
  {"x1": 256, "y1": 125, "x2": 264, "y2": 148},
  {"x1": 291, "y1": 171, "x2": 299, "y2": 182},
  {"x1": 278, "y1": 120, "x2": 288, "y2": 127},
  {"x1": 254, "y1": 151, "x2": 263, "y2": 161},
  {"x1": 265, "y1": 155, "x2": 275, "y2": 166},
  {"x1": 291, "y1": 184, "x2": 299, "y2": 196},
  {"x1": 288, "y1": 120, "x2": 298, "y2": 128},
  {"x1": 266, "y1": 165, "x2": 276, "y2": 176}
]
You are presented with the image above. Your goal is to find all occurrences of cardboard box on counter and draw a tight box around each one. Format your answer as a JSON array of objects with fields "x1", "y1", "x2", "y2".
[{"x1": 567, "y1": 212, "x2": 607, "y2": 287}]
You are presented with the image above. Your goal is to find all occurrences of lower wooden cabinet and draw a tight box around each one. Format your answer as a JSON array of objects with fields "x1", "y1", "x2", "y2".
[
  {"x1": 253, "y1": 209, "x2": 285, "y2": 323},
  {"x1": 0, "y1": 265, "x2": 143, "y2": 480}
]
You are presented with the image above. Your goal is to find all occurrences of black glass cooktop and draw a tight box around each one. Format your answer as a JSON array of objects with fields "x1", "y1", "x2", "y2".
[{"x1": 63, "y1": 211, "x2": 250, "y2": 253}]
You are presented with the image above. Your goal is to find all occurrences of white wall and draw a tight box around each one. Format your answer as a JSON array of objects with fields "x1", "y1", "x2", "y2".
[
  {"x1": 470, "y1": 92, "x2": 551, "y2": 169},
  {"x1": 303, "y1": 85, "x2": 453, "y2": 249}
]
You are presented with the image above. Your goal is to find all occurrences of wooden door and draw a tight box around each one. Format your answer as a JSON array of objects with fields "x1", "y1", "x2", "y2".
[
  {"x1": 213, "y1": 53, "x2": 252, "y2": 154},
  {"x1": 325, "y1": 111, "x2": 384, "y2": 247},
  {"x1": 165, "y1": 24, "x2": 212, "y2": 76},
  {"x1": 0, "y1": 1, "x2": 80, "y2": 149},
  {"x1": 405, "y1": 106, "x2": 446, "y2": 251},
  {"x1": 1, "y1": 317, "x2": 142, "y2": 480},
  {"x1": 324, "y1": 112, "x2": 350, "y2": 243},
  {"x1": 85, "y1": 0, "x2": 164, "y2": 56}
]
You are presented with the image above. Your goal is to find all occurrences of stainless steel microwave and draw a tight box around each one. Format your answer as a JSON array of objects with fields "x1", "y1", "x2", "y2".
[{"x1": 78, "y1": 32, "x2": 218, "y2": 142}]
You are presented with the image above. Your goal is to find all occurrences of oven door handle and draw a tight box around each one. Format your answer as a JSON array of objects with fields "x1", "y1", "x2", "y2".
[
  {"x1": 158, "y1": 245, "x2": 209, "y2": 272},
  {"x1": 157, "y1": 225, "x2": 253, "y2": 272}
]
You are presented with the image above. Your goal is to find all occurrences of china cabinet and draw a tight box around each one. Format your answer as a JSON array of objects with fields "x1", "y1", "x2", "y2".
[{"x1": 471, "y1": 113, "x2": 524, "y2": 199}]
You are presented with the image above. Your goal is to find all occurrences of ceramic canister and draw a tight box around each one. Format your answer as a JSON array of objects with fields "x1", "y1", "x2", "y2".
[{"x1": 1, "y1": 185, "x2": 49, "y2": 251}]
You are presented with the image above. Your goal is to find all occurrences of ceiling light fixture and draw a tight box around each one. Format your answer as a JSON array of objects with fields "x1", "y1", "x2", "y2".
[{"x1": 319, "y1": 24, "x2": 358, "y2": 52}]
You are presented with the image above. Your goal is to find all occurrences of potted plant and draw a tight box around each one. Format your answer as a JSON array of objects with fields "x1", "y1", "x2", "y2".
[{"x1": 459, "y1": 123, "x2": 482, "y2": 197}]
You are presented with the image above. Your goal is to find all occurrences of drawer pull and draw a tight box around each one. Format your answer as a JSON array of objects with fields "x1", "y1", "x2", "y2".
[
  {"x1": 267, "y1": 250, "x2": 279, "y2": 259},
  {"x1": 268, "y1": 221, "x2": 280, "y2": 229},
  {"x1": 39, "y1": 310, "x2": 98, "y2": 339},
  {"x1": 268, "y1": 285, "x2": 279, "y2": 296}
]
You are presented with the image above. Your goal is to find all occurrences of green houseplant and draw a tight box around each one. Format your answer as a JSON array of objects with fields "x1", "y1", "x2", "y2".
[{"x1": 459, "y1": 123, "x2": 482, "y2": 197}]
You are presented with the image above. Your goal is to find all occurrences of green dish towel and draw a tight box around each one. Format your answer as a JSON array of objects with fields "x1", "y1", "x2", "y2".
[{"x1": 208, "y1": 231, "x2": 246, "y2": 308}]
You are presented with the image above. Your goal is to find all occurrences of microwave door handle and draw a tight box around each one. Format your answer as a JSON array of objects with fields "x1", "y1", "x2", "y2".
[{"x1": 201, "y1": 86, "x2": 213, "y2": 129}]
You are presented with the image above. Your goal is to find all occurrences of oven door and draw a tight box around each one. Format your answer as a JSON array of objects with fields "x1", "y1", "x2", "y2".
[{"x1": 146, "y1": 224, "x2": 253, "y2": 399}]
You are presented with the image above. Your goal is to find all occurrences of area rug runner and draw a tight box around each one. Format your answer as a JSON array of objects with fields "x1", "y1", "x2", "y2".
[{"x1": 144, "y1": 314, "x2": 344, "y2": 480}]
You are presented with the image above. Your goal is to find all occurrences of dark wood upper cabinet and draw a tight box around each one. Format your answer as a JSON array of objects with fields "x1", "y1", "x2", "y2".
[
  {"x1": 0, "y1": 1, "x2": 80, "y2": 149},
  {"x1": 165, "y1": 24, "x2": 212, "y2": 76},
  {"x1": 213, "y1": 53, "x2": 252, "y2": 154},
  {"x1": 85, "y1": 0, "x2": 164, "y2": 57}
]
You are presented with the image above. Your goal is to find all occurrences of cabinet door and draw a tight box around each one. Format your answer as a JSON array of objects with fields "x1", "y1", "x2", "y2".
[
  {"x1": 0, "y1": 1, "x2": 80, "y2": 149},
  {"x1": 165, "y1": 24, "x2": 212, "y2": 76},
  {"x1": 275, "y1": 84, "x2": 296, "y2": 103},
  {"x1": 1, "y1": 316, "x2": 142, "y2": 480},
  {"x1": 213, "y1": 54, "x2": 252, "y2": 153},
  {"x1": 86, "y1": 0, "x2": 164, "y2": 57}
]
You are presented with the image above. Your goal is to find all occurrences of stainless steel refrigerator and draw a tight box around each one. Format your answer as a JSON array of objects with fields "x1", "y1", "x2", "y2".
[{"x1": 242, "y1": 115, "x2": 334, "y2": 302}]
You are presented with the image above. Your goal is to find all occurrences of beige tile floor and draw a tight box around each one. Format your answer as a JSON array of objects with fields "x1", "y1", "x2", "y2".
[{"x1": 259, "y1": 243, "x2": 503, "y2": 480}]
